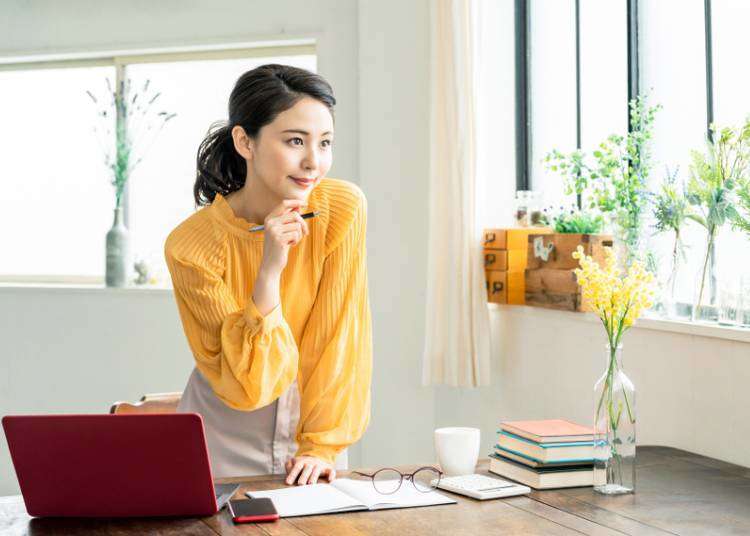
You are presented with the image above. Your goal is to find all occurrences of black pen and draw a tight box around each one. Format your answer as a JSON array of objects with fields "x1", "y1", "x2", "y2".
[{"x1": 248, "y1": 211, "x2": 320, "y2": 232}]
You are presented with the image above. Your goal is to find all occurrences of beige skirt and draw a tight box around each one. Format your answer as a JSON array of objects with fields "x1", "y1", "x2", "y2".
[{"x1": 177, "y1": 367, "x2": 347, "y2": 478}]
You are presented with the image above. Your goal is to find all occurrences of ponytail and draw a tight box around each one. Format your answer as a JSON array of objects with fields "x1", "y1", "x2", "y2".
[{"x1": 194, "y1": 121, "x2": 246, "y2": 206}]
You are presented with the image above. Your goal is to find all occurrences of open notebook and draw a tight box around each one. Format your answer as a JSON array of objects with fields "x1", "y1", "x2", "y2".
[{"x1": 246, "y1": 478, "x2": 457, "y2": 518}]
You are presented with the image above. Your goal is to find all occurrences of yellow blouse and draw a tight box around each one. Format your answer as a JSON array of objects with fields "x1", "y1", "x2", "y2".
[{"x1": 164, "y1": 178, "x2": 372, "y2": 464}]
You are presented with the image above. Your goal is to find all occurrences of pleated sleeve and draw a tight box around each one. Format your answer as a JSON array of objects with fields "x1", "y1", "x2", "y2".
[
  {"x1": 295, "y1": 185, "x2": 373, "y2": 464},
  {"x1": 165, "y1": 241, "x2": 299, "y2": 411}
]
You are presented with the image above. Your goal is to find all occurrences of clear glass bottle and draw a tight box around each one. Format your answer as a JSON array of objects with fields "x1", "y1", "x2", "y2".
[
  {"x1": 692, "y1": 230, "x2": 720, "y2": 322},
  {"x1": 593, "y1": 344, "x2": 636, "y2": 495},
  {"x1": 514, "y1": 191, "x2": 540, "y2": 227}
]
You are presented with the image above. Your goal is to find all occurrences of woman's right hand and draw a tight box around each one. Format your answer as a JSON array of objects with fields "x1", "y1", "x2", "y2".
[{"x1": 259, "y1": 199, "x2": 310, "y2": 277}]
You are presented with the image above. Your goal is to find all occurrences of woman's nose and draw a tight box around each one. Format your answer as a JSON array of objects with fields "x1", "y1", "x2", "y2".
[{"x1": 302, "y1": 147, "x2": 319, "y2": 171}]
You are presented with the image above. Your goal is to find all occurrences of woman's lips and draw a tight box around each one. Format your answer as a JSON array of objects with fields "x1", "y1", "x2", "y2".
[{"x1": 289, "y1": 176, "x2": 316, "y2": 188}]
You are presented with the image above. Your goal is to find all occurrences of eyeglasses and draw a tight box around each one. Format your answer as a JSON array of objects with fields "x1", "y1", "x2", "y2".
[{"x1": 352, "y1": 467, "x2": 443, "y2": 495}]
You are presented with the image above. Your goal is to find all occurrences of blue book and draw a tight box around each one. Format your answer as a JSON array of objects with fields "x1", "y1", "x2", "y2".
[
  {"x1": 494, "y1": 445, "x2": 594, "y2": 468},
  {"x1": 497, "y1": 431, "x2": 594, "y2": 464}
]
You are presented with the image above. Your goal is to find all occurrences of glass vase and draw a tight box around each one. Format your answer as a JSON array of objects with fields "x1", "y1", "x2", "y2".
[
  {"x1": 660, "y1": 234, "x2": 689, "y2": 320},
  {"x1": 105, "y1": 206, "x2": 131, "y2": 287},
  {"x1": 593, "y1": 344, "x2": 636, "y2": 495},
  {"x1": 692, "y1": 230, "x2": 719, "y2": 322}
]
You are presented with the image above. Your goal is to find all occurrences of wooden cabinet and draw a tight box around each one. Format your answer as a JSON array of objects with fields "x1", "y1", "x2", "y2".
[{"x1": 483, "y1": 227, "x2": 552, "y2": 305}]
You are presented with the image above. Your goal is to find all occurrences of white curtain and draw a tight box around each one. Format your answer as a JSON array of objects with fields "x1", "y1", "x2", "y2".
[{"x1": 422, "y1": 0, "x2": 490, "y2": 387}]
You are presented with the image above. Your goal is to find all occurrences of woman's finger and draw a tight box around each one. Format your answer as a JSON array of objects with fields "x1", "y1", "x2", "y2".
[
  {"x1": 270, "y1": 212, "x2": 309, "y2": 236},
  {"x1": 309, "y1": 465, "x2": 323, "y2": 485},
  {"x1": 276, "y1": 222, "x2": 303, "y2": 235},
  {"x1": 297, "y1": 463, "x2": 314, "y2": 486},
  {"x1": 273, "y1": 211, "x2": 304, "y2": 226},
  {"x1": 286, "y1": 460, "x2": 304, "y2": 485},
  {"x1": 325, "y1": 467, "x2": 337, "y2": 482},
  {"x1": 283, "y1": 230, "x2": 302, "y2": 246},
  {"x1": 292, "y1": 211, "x2": 309, "y2": 235},
  {"x1": 267, "y1": 199, "x2": 305, "y2": 219}
]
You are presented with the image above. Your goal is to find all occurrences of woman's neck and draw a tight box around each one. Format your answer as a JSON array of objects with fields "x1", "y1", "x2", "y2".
[{"x1": 226, "y1": 175, "x2": 279, "y2": 225}]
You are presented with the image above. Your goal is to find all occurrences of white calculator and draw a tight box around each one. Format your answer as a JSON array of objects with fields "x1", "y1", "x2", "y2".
[{"x1": 434, "y1": 474, "x2": 531, "y2": 500}]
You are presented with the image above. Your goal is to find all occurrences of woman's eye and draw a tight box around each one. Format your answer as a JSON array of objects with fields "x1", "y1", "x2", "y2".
[
  {"x1": 322, "y1": 139, "x2": 332, "y2": 148},
  {"x1": 289, "y1": 137, "x2": 303, "y2": 146}
]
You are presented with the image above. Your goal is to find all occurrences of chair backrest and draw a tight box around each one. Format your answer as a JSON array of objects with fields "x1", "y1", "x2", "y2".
[{"x1": 109, "y1": 392, "x2": 182, "y2": 415}]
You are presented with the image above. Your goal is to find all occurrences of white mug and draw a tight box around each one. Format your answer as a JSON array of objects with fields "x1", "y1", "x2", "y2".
[{"x1": 434, "y1": 427, "x2": 481, "y2": 476}]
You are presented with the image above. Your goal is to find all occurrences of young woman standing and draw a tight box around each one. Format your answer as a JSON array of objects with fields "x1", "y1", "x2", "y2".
[{"x1": 165, "y1": 64, "x2": 371, "y2": 486}]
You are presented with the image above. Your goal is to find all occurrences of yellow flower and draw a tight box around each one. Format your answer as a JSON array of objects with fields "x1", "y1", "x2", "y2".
[{"x1": 572, "y1": 245, "x2": 655, "y2": 346}]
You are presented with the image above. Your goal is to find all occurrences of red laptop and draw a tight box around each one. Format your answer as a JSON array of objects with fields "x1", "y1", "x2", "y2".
[{"x1": 2, "y1": 413, "x2": 238, "y2": 517}]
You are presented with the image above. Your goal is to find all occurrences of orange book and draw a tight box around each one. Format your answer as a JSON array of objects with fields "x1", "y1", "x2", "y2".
[{"x1": 499, "y1": 419, "x2": 594, "y2": 444}]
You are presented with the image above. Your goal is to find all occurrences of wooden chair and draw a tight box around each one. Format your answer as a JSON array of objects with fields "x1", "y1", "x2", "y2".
[{"x1": 109, "y1": 392, "x2": 183, "y2": 414}]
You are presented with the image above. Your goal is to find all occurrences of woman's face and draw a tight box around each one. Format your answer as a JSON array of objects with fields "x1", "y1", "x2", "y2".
[{"x1": 249, "y1": 97, "x2": 334, "y2": 202}]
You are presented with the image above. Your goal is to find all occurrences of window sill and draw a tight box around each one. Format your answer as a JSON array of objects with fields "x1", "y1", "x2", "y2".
[
  {"x1": 0, "y1": 282, "x2": 173, "y2": 296},
  {"x1": 488, "y1": 303, "x2": 750, "y2": 344}
]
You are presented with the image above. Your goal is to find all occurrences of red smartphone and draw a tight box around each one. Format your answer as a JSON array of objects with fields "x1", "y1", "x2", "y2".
[{"x1": 228, "y1": 498, "x2": 279, "y2": 523}]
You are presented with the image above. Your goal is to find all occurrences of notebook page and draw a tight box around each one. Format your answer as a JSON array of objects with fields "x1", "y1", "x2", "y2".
[
  {"x1": 331, "y1": 478, "x2": 456, "y2": 510},
  {"x1": 246, "y1": 483, "x2": 365, "y2": 517}
]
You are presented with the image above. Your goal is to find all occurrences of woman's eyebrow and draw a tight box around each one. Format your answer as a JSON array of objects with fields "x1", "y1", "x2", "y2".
[{"x1": 281, "y1": 129, "x2": 333, "y2": 136}]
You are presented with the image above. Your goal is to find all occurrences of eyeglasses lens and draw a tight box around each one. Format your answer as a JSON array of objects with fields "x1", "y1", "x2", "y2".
[
  {"x1": 413, "y1": 468, "x2": 441, "y2": 492},
  {"x1": 373, "y1": 469, "x2": 402, "y2": 494}
]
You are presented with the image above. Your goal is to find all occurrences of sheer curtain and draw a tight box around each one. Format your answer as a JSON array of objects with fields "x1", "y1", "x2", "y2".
[{"x1": 422, "y1": 0, "x2": 490, "y2": 387}]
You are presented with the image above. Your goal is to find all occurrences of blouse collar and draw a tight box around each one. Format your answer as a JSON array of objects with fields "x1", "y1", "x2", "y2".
[{"x1": 209, "y1": 189, "x2": 321, "y2": 241}]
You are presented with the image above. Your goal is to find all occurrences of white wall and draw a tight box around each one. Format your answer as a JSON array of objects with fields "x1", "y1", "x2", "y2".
[
  {"x1": 357, "y1": 0, "x2": 436, "y2": 468},
  {"x1": 437, "y1": 306, "x2": 750, "y2": 471}
]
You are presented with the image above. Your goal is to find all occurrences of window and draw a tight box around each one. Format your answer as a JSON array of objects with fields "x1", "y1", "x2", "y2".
[
  {"x1": 0, "y1": 46, "x2": 316, "y2": 285},
  {"x1": 509, "y1": 0, "x2": 750, "y2": 324},
  {"x1": 640, "y1": 0, "x2": 708, "y2": 307},
  {"x1": 527, "y1": 0, "x2": 628, "y2": 209},
  {"x1": 0, "y1": 65, "x2": 116, "y2": 281},
  {"x1": 528, "y1": 0, "x2": 578, "y2": 207}
]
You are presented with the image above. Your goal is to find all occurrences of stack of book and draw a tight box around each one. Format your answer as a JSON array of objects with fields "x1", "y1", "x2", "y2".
[{"x1": 489, "y1": 419, "x2": 595, "y2": 489}]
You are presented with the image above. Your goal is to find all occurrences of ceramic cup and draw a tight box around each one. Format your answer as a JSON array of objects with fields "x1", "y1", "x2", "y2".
[{"x1": 434, "y1": 427, "x2": 481, "y2": 476}]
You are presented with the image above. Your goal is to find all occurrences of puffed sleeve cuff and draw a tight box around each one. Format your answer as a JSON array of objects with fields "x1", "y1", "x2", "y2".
[
  {"x1": 295, "y1": 441, "x2": 340, "y2": 466},
  {"x1": 243, "y1": 299, "x2": 284, "y2": 335}
]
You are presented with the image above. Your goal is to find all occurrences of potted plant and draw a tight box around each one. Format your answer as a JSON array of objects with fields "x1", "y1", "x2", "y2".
[{"x1": 86, "y1": 78, "x2": 176, "y2": 287}]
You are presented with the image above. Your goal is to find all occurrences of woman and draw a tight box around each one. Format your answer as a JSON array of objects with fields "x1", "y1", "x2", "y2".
[{"x1": 164, "y1": 64, "x2": 372, "y2": 486}]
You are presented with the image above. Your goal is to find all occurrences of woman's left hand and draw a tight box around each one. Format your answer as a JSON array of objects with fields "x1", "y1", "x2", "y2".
[{"x1": 285, "y1": 456, "x2": 336, "y2": 485}]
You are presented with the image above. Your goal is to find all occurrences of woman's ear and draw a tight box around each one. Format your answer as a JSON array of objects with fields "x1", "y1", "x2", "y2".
[{"x1": 231, "y1": 125, "x2": 254, "y2": 161}]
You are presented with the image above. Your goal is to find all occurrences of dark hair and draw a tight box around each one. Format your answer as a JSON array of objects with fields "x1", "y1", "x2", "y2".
[{"x1": 194, "y1": 64, "x2": 336, "y2": 206}]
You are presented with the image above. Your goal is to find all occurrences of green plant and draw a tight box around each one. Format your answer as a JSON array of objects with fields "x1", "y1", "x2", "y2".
[
  {"x1": 652, "y1": 166, "x2": 692, "y2": 302},
  {"x1": 548, "y1": 206, "x2": 604, "y2": 234},
  {"x1": 544, "y1": 96, "x2": 661, "y2": 262},
  {"x1": 590, "y1": 96, "x2": 662, "y2": 261},
  {"x1": 544, "y1": 149, "x2": 592, "y2": 200},
  {"x1": 686, "y1": 119, "x2": 750, "y2": 319},
  {"x1": 87, "y1": 78, "x2": 177, "y2": 209}
]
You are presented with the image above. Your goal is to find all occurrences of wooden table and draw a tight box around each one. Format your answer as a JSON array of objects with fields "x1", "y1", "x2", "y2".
[{"x1": 3, "y1": 446, "x2": 749, "y2": 535}]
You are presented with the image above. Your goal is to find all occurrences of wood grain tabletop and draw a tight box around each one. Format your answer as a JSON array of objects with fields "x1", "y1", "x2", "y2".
[{"x1": 2, "y1": 446, "x2": 749, "y2": 535}]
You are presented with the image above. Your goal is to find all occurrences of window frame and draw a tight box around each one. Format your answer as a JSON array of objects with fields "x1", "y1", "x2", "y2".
[{"x1": 0, "y1": 41, "x2": 316, "y2": 285}]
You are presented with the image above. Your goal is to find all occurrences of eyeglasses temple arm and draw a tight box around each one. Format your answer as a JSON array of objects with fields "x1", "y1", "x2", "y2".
[{"x1": 352, "y1": 470, "x2": 375, "y2": 478}]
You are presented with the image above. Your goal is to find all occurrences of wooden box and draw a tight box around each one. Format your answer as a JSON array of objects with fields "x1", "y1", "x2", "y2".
[{"x1": 524, "y1": 233, "x2": 613, "y2": 312}]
